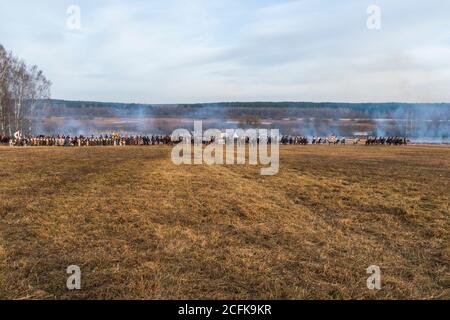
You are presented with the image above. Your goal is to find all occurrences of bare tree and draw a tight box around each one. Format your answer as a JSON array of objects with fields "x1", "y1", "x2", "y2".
[
  {"x1": 0, "y1": 44, "x2": 51, "y2": 137},
  {"x1": 0, "y1": 45, "x2": 10, "y2": 135}
]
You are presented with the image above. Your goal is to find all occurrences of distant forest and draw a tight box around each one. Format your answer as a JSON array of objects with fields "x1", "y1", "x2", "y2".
[
  {"x1": 35, "y1": 99, "x2": 450, "y2": 120},
  {"x1": 30, "y1": 100, "x2": 449, "y2": 140}
]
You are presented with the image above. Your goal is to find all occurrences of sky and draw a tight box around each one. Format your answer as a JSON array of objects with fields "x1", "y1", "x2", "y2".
[{"x1": 0, "y1": 0, "x2": 449, "y2": 104}]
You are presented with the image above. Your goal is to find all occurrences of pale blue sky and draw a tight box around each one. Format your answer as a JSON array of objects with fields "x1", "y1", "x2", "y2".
[{"x1": 1, "y1": 0, "x2": 449, "y2": 103}]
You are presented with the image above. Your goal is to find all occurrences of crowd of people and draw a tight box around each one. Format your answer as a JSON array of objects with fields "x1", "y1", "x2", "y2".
[
  {"x1": 2, "y1": 134, "x2": 175, "y2": 147},
  {"x1": 280, "y1": 136, "x2": 309, "y2": 145},
  {"x1": 365, "y1": 136, "x2": 408, "y2": 145},
  {"x1": 312, "y1": 137, "x2": 346, "y2": 145},
  {"x1": 0, "y1": 133, "x2": 410, "y2": 147}
]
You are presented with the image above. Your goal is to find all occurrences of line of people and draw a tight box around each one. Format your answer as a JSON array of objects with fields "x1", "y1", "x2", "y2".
[
  {"x1": 5, "y1": 135, "x2": 304, "y2": 146},
  {"x1": 4, "y1": 135, "x2": 175, "y2": 147},
  {"x1": 365, "y1": 136, "x2": 408, "y2": 145},
  {"x1": 280, "y1": 136, "x2": 309, "y2": 145},
  {"x1": 311, "y1": 137, "x2": 346, "y2": 145},
  {"x1": 1, "y1": 134, "x2": 410, "y2": 147}
]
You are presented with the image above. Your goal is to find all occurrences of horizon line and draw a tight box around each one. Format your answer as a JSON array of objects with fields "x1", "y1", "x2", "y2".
[{"x1": 44, "y1": 98, "x2": 450, "y2": 106}]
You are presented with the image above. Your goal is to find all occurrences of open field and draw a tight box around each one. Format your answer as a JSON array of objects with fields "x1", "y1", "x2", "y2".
[{"x1": 0, "y1": 145, "x2": 449, "y2": 299}]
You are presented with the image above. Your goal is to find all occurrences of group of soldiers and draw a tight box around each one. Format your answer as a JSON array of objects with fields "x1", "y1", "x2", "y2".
[
  {"x1": 1, "y1": 133, "x2": 410, "y2": 147},
  {"x1": 312, "y1": 137, "x2": 346, "y2": 145},
  {"x1": 280, "y1": 136, "x2": 309, "y2": 145},
  {"x1": 365, "y1": 136, "x2": 408, "y2": 145},
  {"x1": 4, "y1": 134, "x2": 176, "y2": 147},
  {"x1": 3, "y1": 135, "x2": 313, "y2": 147}
]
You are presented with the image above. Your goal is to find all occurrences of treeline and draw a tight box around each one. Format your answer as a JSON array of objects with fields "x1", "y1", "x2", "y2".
[
  {"x1": 0, "y1": 44, "x2": 51, "y2": 136},
  {"x1": 36, "y1": 99, "x2": 450, "y2": 120}
]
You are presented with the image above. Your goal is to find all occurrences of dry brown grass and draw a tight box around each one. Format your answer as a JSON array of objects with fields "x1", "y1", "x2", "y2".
[{"x1": 0, "y1": 145, "x2": 449, "y2": 300}]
